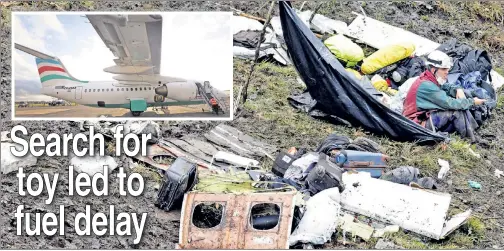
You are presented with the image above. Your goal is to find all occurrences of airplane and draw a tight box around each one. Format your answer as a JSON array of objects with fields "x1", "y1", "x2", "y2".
[{"x1": 14, "y1": 14, "x2": 229, "y2": 117}]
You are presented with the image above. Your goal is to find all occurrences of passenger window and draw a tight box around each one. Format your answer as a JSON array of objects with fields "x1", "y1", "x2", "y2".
[
  {"x1": 250, "y1": 203, "x2": 280, "y2": 230},
  {"x1": 117, "y1": 88, "x2": 119, "y2": 91},
  {"x1": 149, "y1": 87, "x2": 151, "y2": 90},
  {"x1": 121, "y1": 88, "x2": 124, "y2": 91},
  {"x1": 84, "y1": 89, "x2": 87, "y2": 92},
  {"x1": 102, "y1": 89, "x2": 104, "y2": 92},
  {"x1": 135, "y1": 88, "x2": 138, "y2": 91},
  {"x1": 192, "y1": 202, "x2": 224, "y2": 229},
  {"x1": 98, "y1": 89, "x2": 100, "y2": 92}
]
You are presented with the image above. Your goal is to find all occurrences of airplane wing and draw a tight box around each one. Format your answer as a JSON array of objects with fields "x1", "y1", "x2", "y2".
[{"x1": 86, "y1": 14, "x2": 162, "y2": 76}]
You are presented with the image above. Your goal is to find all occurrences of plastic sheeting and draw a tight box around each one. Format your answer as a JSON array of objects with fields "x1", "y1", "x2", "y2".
[{"x1": 279, "y1": 2, "x2": 447, "y2": 144}]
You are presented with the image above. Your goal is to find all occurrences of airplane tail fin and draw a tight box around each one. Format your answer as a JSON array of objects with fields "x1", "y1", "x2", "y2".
[{"x1": 15, "y1": 43, "x2": 88, "y2": 85}]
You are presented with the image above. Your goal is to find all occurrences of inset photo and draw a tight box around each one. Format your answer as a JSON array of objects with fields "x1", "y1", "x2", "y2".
[{"x1": 12, "y1": 12, "x2": 232, "y2": 120}]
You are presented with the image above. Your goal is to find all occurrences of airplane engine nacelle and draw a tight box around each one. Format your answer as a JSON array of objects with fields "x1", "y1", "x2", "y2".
[{"x1": 155, "y1": 85, "x2": 168, "y2": 97}]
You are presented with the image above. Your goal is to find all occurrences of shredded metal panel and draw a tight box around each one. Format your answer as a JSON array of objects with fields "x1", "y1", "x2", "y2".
[{"x1": 179, "y1": 191, "x2": 296, "y2": 249}]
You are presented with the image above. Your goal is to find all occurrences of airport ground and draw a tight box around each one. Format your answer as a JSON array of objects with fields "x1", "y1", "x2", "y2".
[{"x1": 14, "y1": 104, "x2": 231, "y2": 118}]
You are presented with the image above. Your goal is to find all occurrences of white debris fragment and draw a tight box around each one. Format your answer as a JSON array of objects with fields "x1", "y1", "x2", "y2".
[
  {"x1": 70, "y1": 155, "x2": 118, "y2": 176},
  {"x1": 372, "y1": 225, "x2": 400, "y2": 238},
  {"x1": 467, "y1": 147, "x2": 481, "y2": 159},
  {"x1": 340, "y1": 172, "x2": 467, "y2": 240},
  {"x1": 213, "y1": 151, "x2": 259, "y2": 167},
  {"x1": 1, "y1": 142, "x2": 38, "y2": 174},
  {"x1": 437, "y1": 159, "x2": 450, "y2": 180},
  {"x1": 495, "y1": 169, "x2": 503, "y2": 178},
  {"x1": 297, "y1": 10, "x2": 348, "y2": 35},
  {"x1": 289, "y1": 187, "x2": 341, "y2": 246},
  {"x1": 340, "y1": 214, "x2": 374, "y2": 241}
]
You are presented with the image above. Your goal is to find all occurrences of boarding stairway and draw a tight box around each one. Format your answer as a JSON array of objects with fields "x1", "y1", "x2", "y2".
[{"x1": 195, "y1": 82, "x2": 229, "y2": 113}]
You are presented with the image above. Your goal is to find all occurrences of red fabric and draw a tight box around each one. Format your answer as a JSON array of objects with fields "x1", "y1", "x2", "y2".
[{"x1": 402, "y1": 70, "x2": 438, "y2": 123}]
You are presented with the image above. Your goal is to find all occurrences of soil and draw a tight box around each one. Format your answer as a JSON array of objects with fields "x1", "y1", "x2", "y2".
[{"x1": 2, "y1": 1, "x2": 504, "y2": 249}]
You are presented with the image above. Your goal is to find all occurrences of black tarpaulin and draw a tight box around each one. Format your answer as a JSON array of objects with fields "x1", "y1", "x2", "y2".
[{"x1": 279, "y1": 1, "x2": 447, "y2": 143}]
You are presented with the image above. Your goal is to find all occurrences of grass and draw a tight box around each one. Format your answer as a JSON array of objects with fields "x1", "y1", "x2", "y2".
[
  {"x1": 133, "y1": 162, "x2": 163, "y2": 183},
  {"x1": 495, "y1": 67, "x2": 504, "y2": 76},
  {"x1": 1, "y1": 5, "x2": 11, "y2": 28},
  {"x1": 437, "y1": 1, "x2": 504, "y2": 23},
  {"x1": 234, "y1": 58, "x2": 495, "y2": 249},
  {"x1": 80, "y1": 1, "x2": 94, "y2": 9}
]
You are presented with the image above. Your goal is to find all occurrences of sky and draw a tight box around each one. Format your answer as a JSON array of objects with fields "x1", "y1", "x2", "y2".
[{"x1": 13, "y1": 12, "x2": 233, "y2": 101}]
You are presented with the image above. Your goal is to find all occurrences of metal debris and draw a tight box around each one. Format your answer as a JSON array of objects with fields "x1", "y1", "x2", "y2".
[
  {"x1": 341, "y1": 172, "x2": 470, "y2": 240},
  {"x1": 178, "y1": 190, "x2": 297, "y2": 249},
  {"x1": 340, "y1": 214, "x2": 374, "y2": 241}
]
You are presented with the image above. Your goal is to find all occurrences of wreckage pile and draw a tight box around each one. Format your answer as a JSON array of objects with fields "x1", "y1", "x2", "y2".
[{"x1": 0, "y1": 119, "x2": 478, "y2": 249}]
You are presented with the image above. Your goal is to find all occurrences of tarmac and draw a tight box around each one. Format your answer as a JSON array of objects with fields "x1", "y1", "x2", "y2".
[{"x1": 14, "y1": 104, "x2": 231, "y2": 118}]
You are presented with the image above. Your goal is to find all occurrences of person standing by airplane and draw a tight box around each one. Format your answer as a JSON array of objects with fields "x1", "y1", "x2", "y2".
[{"x1": 209, "y1": 97, "x2": 219, "y2": 114}]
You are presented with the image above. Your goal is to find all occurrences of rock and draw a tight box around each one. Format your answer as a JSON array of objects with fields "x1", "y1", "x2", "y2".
[
  {"x1": 495, "y1": 169, "x2": 503, "y2": 178},
  {"x1": 496, "y1": 191, "x2": 502, "y2": 196},
  {"x1": 124, "y1": 121, "x2": 161, "y2": 143},
  {"x1": 1, "y1": 142, "x2": 38, "y2": 174},
  {"x1": 70, "y1": 155, "x2": 118, "y2": 176},
  {"x1": 375, "y1": 239, "x2": 403, "y2": 249}
]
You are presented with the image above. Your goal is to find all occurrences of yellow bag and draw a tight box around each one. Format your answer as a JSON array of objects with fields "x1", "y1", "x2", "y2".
[
  {"x1": 371, "y1": 75, "x2": 389, "y2": 92},
  {"x1": 361, "y1": 42, "x2": 416, "y2": 75},
  {"x1": 324, "y1": 34, "x2": 364, "y2": 67},
  {"x1": 346, "y1": 68, "x2": 362, "y2": 79}
]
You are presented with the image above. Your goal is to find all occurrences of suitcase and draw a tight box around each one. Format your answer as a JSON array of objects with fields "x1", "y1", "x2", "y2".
[
  {"x1": 330, "y1": 150, "x2": 388, "y2": 178},
  {"x1": 155, "y1": 157, "x2": 198, "y2": 211}
]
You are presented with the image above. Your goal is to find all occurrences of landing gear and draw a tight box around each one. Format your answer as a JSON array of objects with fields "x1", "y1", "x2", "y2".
[{"x1": 131, "y1": 111, "x2": 142, "y2": 117}]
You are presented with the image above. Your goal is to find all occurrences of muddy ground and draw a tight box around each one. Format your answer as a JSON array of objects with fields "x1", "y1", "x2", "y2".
[{"x1": 2, "y1": 1, "x2": 504, "y2": 249}]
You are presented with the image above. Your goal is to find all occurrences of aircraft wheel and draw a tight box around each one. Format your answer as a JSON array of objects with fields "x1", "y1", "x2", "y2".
[{"x1": 132, "y1": 111, "x2": 142, "y2": 117}]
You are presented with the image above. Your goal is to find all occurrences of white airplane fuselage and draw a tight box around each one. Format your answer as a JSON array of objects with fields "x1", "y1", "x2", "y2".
[{"x1": 41, "y1": 79, "x2": 215, "y2": 109}]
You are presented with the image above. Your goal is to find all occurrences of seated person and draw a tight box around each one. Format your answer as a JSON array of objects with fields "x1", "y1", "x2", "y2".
[{"x1": 403, "y1": 50, "x2": 486, "y2": 140}]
